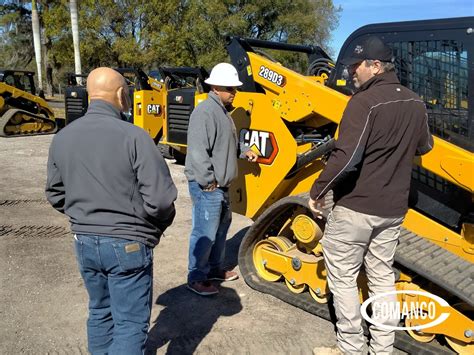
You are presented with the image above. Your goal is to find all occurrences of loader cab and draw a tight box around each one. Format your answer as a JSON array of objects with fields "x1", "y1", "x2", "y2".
[
  {"x1": 149, "y1": 67, "x2": 209, "y2": 90},
  {"x1": 329, "y1": 16, "x2": 473, "y2": 152},
  {"x1": 0, "y1": 70, "x2": 37, "y2": 96},
  {"x1": 159, "y1": 67, "x2": 209, "y2": 147},
  {"x1": 329, "y1": 16, "x2": 474, "y2": 231},
  {"x1": 65, "y1": 68, "x2": 150, "y2": 125},
  {"x1": 113, "y1": 68, "x2": 152, "y2": 123}
]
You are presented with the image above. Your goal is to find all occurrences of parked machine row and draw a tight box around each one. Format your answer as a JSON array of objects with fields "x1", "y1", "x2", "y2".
[{"x1": 62, "y1": 17, "x2": 473, "y2": 354}]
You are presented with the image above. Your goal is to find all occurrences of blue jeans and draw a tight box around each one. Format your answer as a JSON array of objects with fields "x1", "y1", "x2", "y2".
[
  {"x1": 74, "y1": 234, "x2": 153, "y2": 355},
  {"x1": 187, "y1": 180, "x2": 232, "y2": 283}
]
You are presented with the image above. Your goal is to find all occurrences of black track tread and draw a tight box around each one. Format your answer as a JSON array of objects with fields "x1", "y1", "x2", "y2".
[
  {"x1": 0, "y1": 225, "x2": 69, "y2": 238},
  {"x1": 238, "y1": 195, "x2": 459, "y2": 355},
  {"x1": 396, "y1": 229, "x2": 474, "y2": 306},
  {"x1": 0, "y1": 199, "x2": 48, "y2": 206}
]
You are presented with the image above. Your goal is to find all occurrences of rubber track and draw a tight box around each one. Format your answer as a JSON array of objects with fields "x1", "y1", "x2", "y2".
[
  {"x1": 396, "y1": 228, "x2": 474, "y2": 307},
  {"x1": 238, "y1": 195, "x2": 460, "y2": 354},
  {"x1": 0, "y1": 108, "x2": 57, "y2": 137},
  {"x1": 0, "y1": 199, "x2": 48, "y2": 206},
  {"x1": 0, "y1": 225, "x2": 69, "y2": 238}
]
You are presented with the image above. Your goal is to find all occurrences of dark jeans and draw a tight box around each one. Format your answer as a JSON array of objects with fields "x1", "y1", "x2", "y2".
[
  {"x1": 74, "y1": 234, "x2": 153, "y2": 355},
  {"x1": 187, "y1": 180, "x2": 232, "y2": 283}
]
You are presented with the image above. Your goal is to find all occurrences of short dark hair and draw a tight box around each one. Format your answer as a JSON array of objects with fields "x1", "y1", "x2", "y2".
[{"x1": 365, "y1": 59, "x2": 395, "y2": 73}]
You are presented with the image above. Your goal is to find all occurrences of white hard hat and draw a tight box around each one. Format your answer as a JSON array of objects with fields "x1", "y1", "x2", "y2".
[{"x1": 204, "y1": 62, "x2": 243, "y2": 87}]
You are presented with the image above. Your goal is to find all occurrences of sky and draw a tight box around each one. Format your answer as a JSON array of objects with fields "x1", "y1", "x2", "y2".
[{"x1": 330, "y1": 0, "x2": 474, "y2": 56}]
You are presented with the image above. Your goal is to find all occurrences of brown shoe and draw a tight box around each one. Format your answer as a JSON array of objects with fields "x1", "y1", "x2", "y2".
[
  {"x1": 186, "y1": 281, "x2": 219, "y2": 296},
  {"x1": 207, "y1": 269, "x2": 239, "y2": 281}
]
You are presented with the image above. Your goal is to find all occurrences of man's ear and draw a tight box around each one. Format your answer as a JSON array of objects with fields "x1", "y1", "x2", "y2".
[
  {"x1": 117, "y1": 86, "x2": 130, "y2": 112},
  {"x1": 372, "y1": 60, "x2": 382, "y2": 75},
  {"x1": 117, "y1": 86, "x2": 124, "y2": 110}
]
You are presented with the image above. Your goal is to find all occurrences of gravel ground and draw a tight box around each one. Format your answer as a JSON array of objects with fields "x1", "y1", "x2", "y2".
[{"x1": 0, "y1": 135, "x2": 343, "y2": 355}]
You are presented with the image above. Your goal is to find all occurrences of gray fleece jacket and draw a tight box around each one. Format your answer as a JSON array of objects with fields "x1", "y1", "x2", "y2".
[
  {"x1": 184, "y1": 91, "x2": 248, "y2": 187},
  {"x1": 45, "y1": 100, "x2": 177, "y2": 247}
]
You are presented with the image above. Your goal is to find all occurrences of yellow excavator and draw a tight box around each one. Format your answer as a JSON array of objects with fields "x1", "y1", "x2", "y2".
[
  {"x1": 226, "y1": 17, "x2": 473, "y2": 354},
  {"x1": 0, "y1": 70, "x2": 59, "y2": 137}
]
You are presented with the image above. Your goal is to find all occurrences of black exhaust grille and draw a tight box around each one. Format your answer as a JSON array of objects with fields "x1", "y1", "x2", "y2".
[
  {"x1": 65, "y1": 97, "x2": 83, "y2": 114},
  {"x1": 65, "y1": 87, "x2": 88, "y2": 125},
  {"x1": 169, "y1": 103, "x2": 192, "y2": 129},
  {"x1": 167, "y1": 88, "x2": 196, "y2": 145}
]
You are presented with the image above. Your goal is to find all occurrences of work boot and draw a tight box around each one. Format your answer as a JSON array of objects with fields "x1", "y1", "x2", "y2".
[
  {"x1": 186, "y1": 281, "x2": 219, "y2": 296},
  {"x1": 312, "y1": 346, "x2": 343, "y2": 355},
  {"x1": 207, "y1": 269, "x2": 239, "y2": 281}
]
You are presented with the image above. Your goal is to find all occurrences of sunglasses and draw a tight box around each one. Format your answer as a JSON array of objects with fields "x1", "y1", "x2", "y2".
[{"x1": 222, "y1": 86, "x2": 237, "y2": 92}]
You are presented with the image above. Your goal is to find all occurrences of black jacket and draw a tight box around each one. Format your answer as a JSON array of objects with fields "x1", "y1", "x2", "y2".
[
  {"x1": 46, "y1": 100, "x2": 177, "y2": 247},
  {"x1": 310, "y1": 71, "x2": 433, "y2": 217}
]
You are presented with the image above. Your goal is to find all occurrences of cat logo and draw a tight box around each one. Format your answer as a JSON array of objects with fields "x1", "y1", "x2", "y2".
[
  {"x1": 146, "y1": 104, "x2": 161, "y2": 115},
  {"x1": 240, "y1": 129, "x2": 278, "y2": 165},
  {"x1": 151, "y1": 81, "x2": 162, "y2": 90}
]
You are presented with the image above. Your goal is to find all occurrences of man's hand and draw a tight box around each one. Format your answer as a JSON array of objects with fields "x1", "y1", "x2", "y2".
[
  {"x1": 244, "y1": 150, "x2": 259, "y2": 163},
  {"x1": 308, "y1": 197, "x2": 324, "y2": 219},
  {"x1": 202, "y1": 181, "x2": 218, "y2": 192}
]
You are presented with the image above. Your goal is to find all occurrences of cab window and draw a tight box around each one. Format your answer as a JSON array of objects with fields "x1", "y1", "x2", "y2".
[
  {"x1": 18, "y1": 74, "x2": 34, "y2": 94},
  {"x1": 392, "y1": 40, "x2": 470, "y2": 151}
]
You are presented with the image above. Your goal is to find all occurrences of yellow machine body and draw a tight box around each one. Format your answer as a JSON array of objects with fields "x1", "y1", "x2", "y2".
[
  {"x1": 0, "y1": 81, "x2": 57, "y2": 137},
  {"x1": 132, "y1": 77, "x2": 166, "y2": 141},
  {"x1": 228, "y1": 17, "x2": 473, "y2": 354}
]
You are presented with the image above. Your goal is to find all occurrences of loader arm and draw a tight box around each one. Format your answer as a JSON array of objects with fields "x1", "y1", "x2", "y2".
[
  {"x1": 228, "y1": 24, "x2": 474, "y2": 354},
  {"x1": 228, "y1": 37, "x2": 348, "y2": 219},
  {"x1": 228, "y1": 36, "x2": 473, "y2": 218}
]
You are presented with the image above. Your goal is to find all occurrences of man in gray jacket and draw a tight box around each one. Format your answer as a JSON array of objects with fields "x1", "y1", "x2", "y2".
[
  {"x1": 185, "y1": 63, "x2": 258, "y2": 296},
  {"x1": 46, "y1": 67, "x2": 177, "y2": 355}
]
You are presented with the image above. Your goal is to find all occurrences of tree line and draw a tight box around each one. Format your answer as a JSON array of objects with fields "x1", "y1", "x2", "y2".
[{"x1": 0, "y1": 0, "x2": 340, "y2": 95}]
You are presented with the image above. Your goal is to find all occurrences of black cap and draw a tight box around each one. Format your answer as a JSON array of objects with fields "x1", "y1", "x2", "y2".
[{"x1": 340, "y1": 36, "x2": 393, "y2": 66}]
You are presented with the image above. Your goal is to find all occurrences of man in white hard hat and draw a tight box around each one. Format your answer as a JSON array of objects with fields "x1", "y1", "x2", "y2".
[{"x1": 184, "y1": 62, "x2": 258, "y2": 296}]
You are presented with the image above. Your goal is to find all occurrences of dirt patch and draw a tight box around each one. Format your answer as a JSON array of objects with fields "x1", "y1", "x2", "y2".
[{"x1": 0, "y1": 134, "x2": 386, "y2": 354}]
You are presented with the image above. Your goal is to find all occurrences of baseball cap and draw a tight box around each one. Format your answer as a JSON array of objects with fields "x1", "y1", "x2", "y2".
[{"x1": 340, "y1": 36, "x2": 393, "y2": 66}]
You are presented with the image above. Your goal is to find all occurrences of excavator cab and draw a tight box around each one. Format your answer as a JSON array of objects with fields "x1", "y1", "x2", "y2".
[{"x1": 228, "y1": 17, "x2": 473, "y2": 354}]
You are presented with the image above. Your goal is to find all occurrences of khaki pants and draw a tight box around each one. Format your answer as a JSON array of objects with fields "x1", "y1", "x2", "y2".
[{"x1": 321, "y1": 205, "x2": 404, "y2": 355}]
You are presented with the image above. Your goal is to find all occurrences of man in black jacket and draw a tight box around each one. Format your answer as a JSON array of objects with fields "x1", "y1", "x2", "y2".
[
  {"x1": 309, "y1": 37, "x2": 433, "y2": 355},
  {"x1": 46, "y1": 67, "x2": 177, "y2": 355}
]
